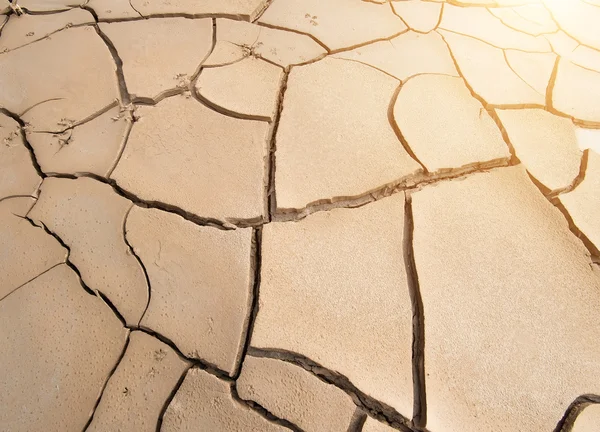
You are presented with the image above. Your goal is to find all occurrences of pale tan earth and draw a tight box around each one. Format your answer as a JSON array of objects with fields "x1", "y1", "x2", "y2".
[{"x1": 1, "y1": 1, "x2": 600, "y2": 431}]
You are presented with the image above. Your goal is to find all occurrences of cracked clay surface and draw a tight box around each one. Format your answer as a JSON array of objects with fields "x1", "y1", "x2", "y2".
[{"x1": 1, "y1": 1, "x2": 600, "y2": 431}]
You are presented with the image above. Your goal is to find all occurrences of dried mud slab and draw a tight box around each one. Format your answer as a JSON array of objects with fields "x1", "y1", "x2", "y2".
[
  {"x1": 161, "y1": 368, "x2": 288, "y2": 432},
  {"x1": 412, "y1": 165, "x2": 600, "y2": 432},
  {"x1": 87, "y1": 331, "x2": 190, "y2": 432},
  {"x1": 259, "y1": 0, "x2": 407, "y2": 51},
  {"x1": 99, "y1": 18, "x2": 212, "y2": 99},
  {"x1": 111, "y1": 96, "x2": 268, "y2": 223},
  {"x1": 126, "y1": 207, "x2": 253, "y2": 375},
  {"x1": 334, "y1": 31, "x2": 458, "y2": 81},
  {"x1": 252, "y1": 193, "x2": 414, "y2": 417},
  {"x1": 391, "y1": 0, "x2": 442, "y2": 33},
  {"x1": 0, "y1": 8, "x2": 93, "y2": 52},
  {"x1": 497, "y1": 108, "x2": 582, "y2": 192},
  {"x1": 559, "y1": 151, "x2": 600, "y2": 253},
  {"x1": 489, "y1": 4, "x2": 557, "y2": 36},
  {"x1": 393, "y1": 74, "x2": 509, "y2": 172},
  {"x1": 130, "y1": 0, "x2": 268, "y2": 21},
  {"x1": 197, "y1": 58, "x2": 283, "y2": 120},
  {"x1": 0, "y1": 112, "x2": 41, "y2": 199},
  {"x1": 0, "y1": 197, "x2": 66, "y2": 299},
  {"x1": 545, "y1": 0, "x2": 600, "y2": 51},
  {"x1": 275, "y1": 57, "x2": 421, "y2": 210},
  {"x1": 237, "y1": 355, "x2": 356, "y2": 431},
  {"x1": 205, "y1": 19, "x2": 326, "y2": 68},
  {"x1": 0, "y1": 264, "x2": 128, "y2": 432},
  {"x1": 440, "y1": 30, "x2": 545, "y2": 106},
  {"x1": 571, "y1": 404, "x2": 600, "y2": 432},
  {"x1": 27, "y1": 106, "x2": 131, "y2": 177},
  {"x1": 552, "y1": 60, "x2": 600, "y2": 123},
  {"x1": 362, "y1": 417, "x2": 396, "y2": 432},
  {"x1": 0, "y1": 26, "x2": 119, "y2": 132},
  {"x1": 28, "y1": 177, "x2": 148, "y2": 326},
  {"x1": 439, "y1": 4, "x2": 550, "y2": 51}
]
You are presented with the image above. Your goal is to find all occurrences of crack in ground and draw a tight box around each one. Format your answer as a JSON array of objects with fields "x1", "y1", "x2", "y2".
[
  {"x1": 94, "y1": 24, "x2": 131, "y2": 105},
  {"x1": 45, "y1": 171, "x2": 240, "y2": 229},
  {"x1": 273, "y1": 159, "x2": 513, "y2": 222},
  {"x1": 246, "y1": 347, "x2": 416, "y2": 432},
  {"x1": 347, "y1": 408, "x2": 367, "y2": 432},
  {"x1": 403, "y1": 194, "x2": 426, "y2": 430},
  {"x1": 232, "y1": 227, "x2": 262, "y2": 379},
  {"x1": 251, "y1": 0, "x2": 274, "y2": 23},
  {"x1": 0, "y1": 262, "x2": 64, "y2": 303},
  {"x1": 550, "y1": 195, "x2": 600, "y2": 259},
  {"x1": 122, "y1": 205, "x2": 152, "y2": 327},
  {"x1": 230, "y1": 382, "x2": 303, "y2": 431},
  {"x1": 266, "y1": 68, "x2": 289, "y2": 221},
  {"x1": 82, "y1": 333, "x2": 131, "y2": 432},
  {"x1": 554, "y1": 394, "x2": 600, "y2": 432},
  {"x1": 0, "y1": 107, "x2": 46, "y2": 180},
  {"x1": 387, "y1": 83, "x2": 428, "y2": 173},
  {"x1": 549, "y1": 149, "x2": 590, "y2": 198},
  {"x1": 436, "y1": 30, "x2": 520, "y2": 163},
  {"x1": 155, "y1": 364, "x2": 192, "y2": 432}
]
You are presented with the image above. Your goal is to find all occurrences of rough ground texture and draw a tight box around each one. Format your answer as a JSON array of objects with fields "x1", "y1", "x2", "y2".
[{"x1": 1, "y1": 1, "x2": 600, "y2": 431}]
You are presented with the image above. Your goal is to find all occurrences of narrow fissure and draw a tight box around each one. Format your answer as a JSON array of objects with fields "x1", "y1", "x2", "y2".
[
  {"x1": 94, "y1": 25, "x2": 131, "y2": 105},
  {"x1": 82, "y1": 333, "x2": 131, "y2": 432},
  {"x1": 232, "y1": 227, "x2": 262, "y2": 379},
  {"x1": 266, "y1": 68, "x2": 290, "y2": 220},
  {"x1": 155, "y1": 365, "x2": 192, "y2": 432},
  {"x1": 403, "y1": 195, "x2": 426, "y2": 430},
  {"x1": 230, "y1": 383, "x2": 304, "y2": 431},
  {"x1": 122, "y1": 205, "x2": 152, "y2": 326}
]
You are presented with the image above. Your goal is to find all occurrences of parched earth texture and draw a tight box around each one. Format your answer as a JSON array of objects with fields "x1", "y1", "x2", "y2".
[{"x1": 1, "y1": 0, "x2": 600, "y2": 431}]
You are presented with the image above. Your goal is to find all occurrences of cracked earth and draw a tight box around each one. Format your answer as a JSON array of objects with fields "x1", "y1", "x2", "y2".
[{"x1": 1, "y1": 0, "x2": 600, "y2": 431}]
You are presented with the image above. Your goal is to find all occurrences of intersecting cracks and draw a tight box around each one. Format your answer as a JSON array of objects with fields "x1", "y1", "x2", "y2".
[
  {"x1": 0, "y1": 107, "x2": 46, "y2": 180},
  {"x1": 247, "y1": 347, "x2": 416, "y2": 432},
  {"x1": 502, "y1": 49, "x2": 545, "y2": 97},
  {"x1": 554, "y1": 394, "x2": 600, "y2": 432},
  {"x1": 123, "y1": 205, "x2": 151, "y2": 327},
  {"x1": 541, "y1": 2, "x2": 600, "y2": 54},
  {"x1": 251, "y1": 0, "x2": 274, "y2": 23},
  {"x1": 128, "y1": 0, "x2": 144, "y2": 19},
  {"x1": 436, "y1": 30, "x2": 520, "y2": 162}
]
